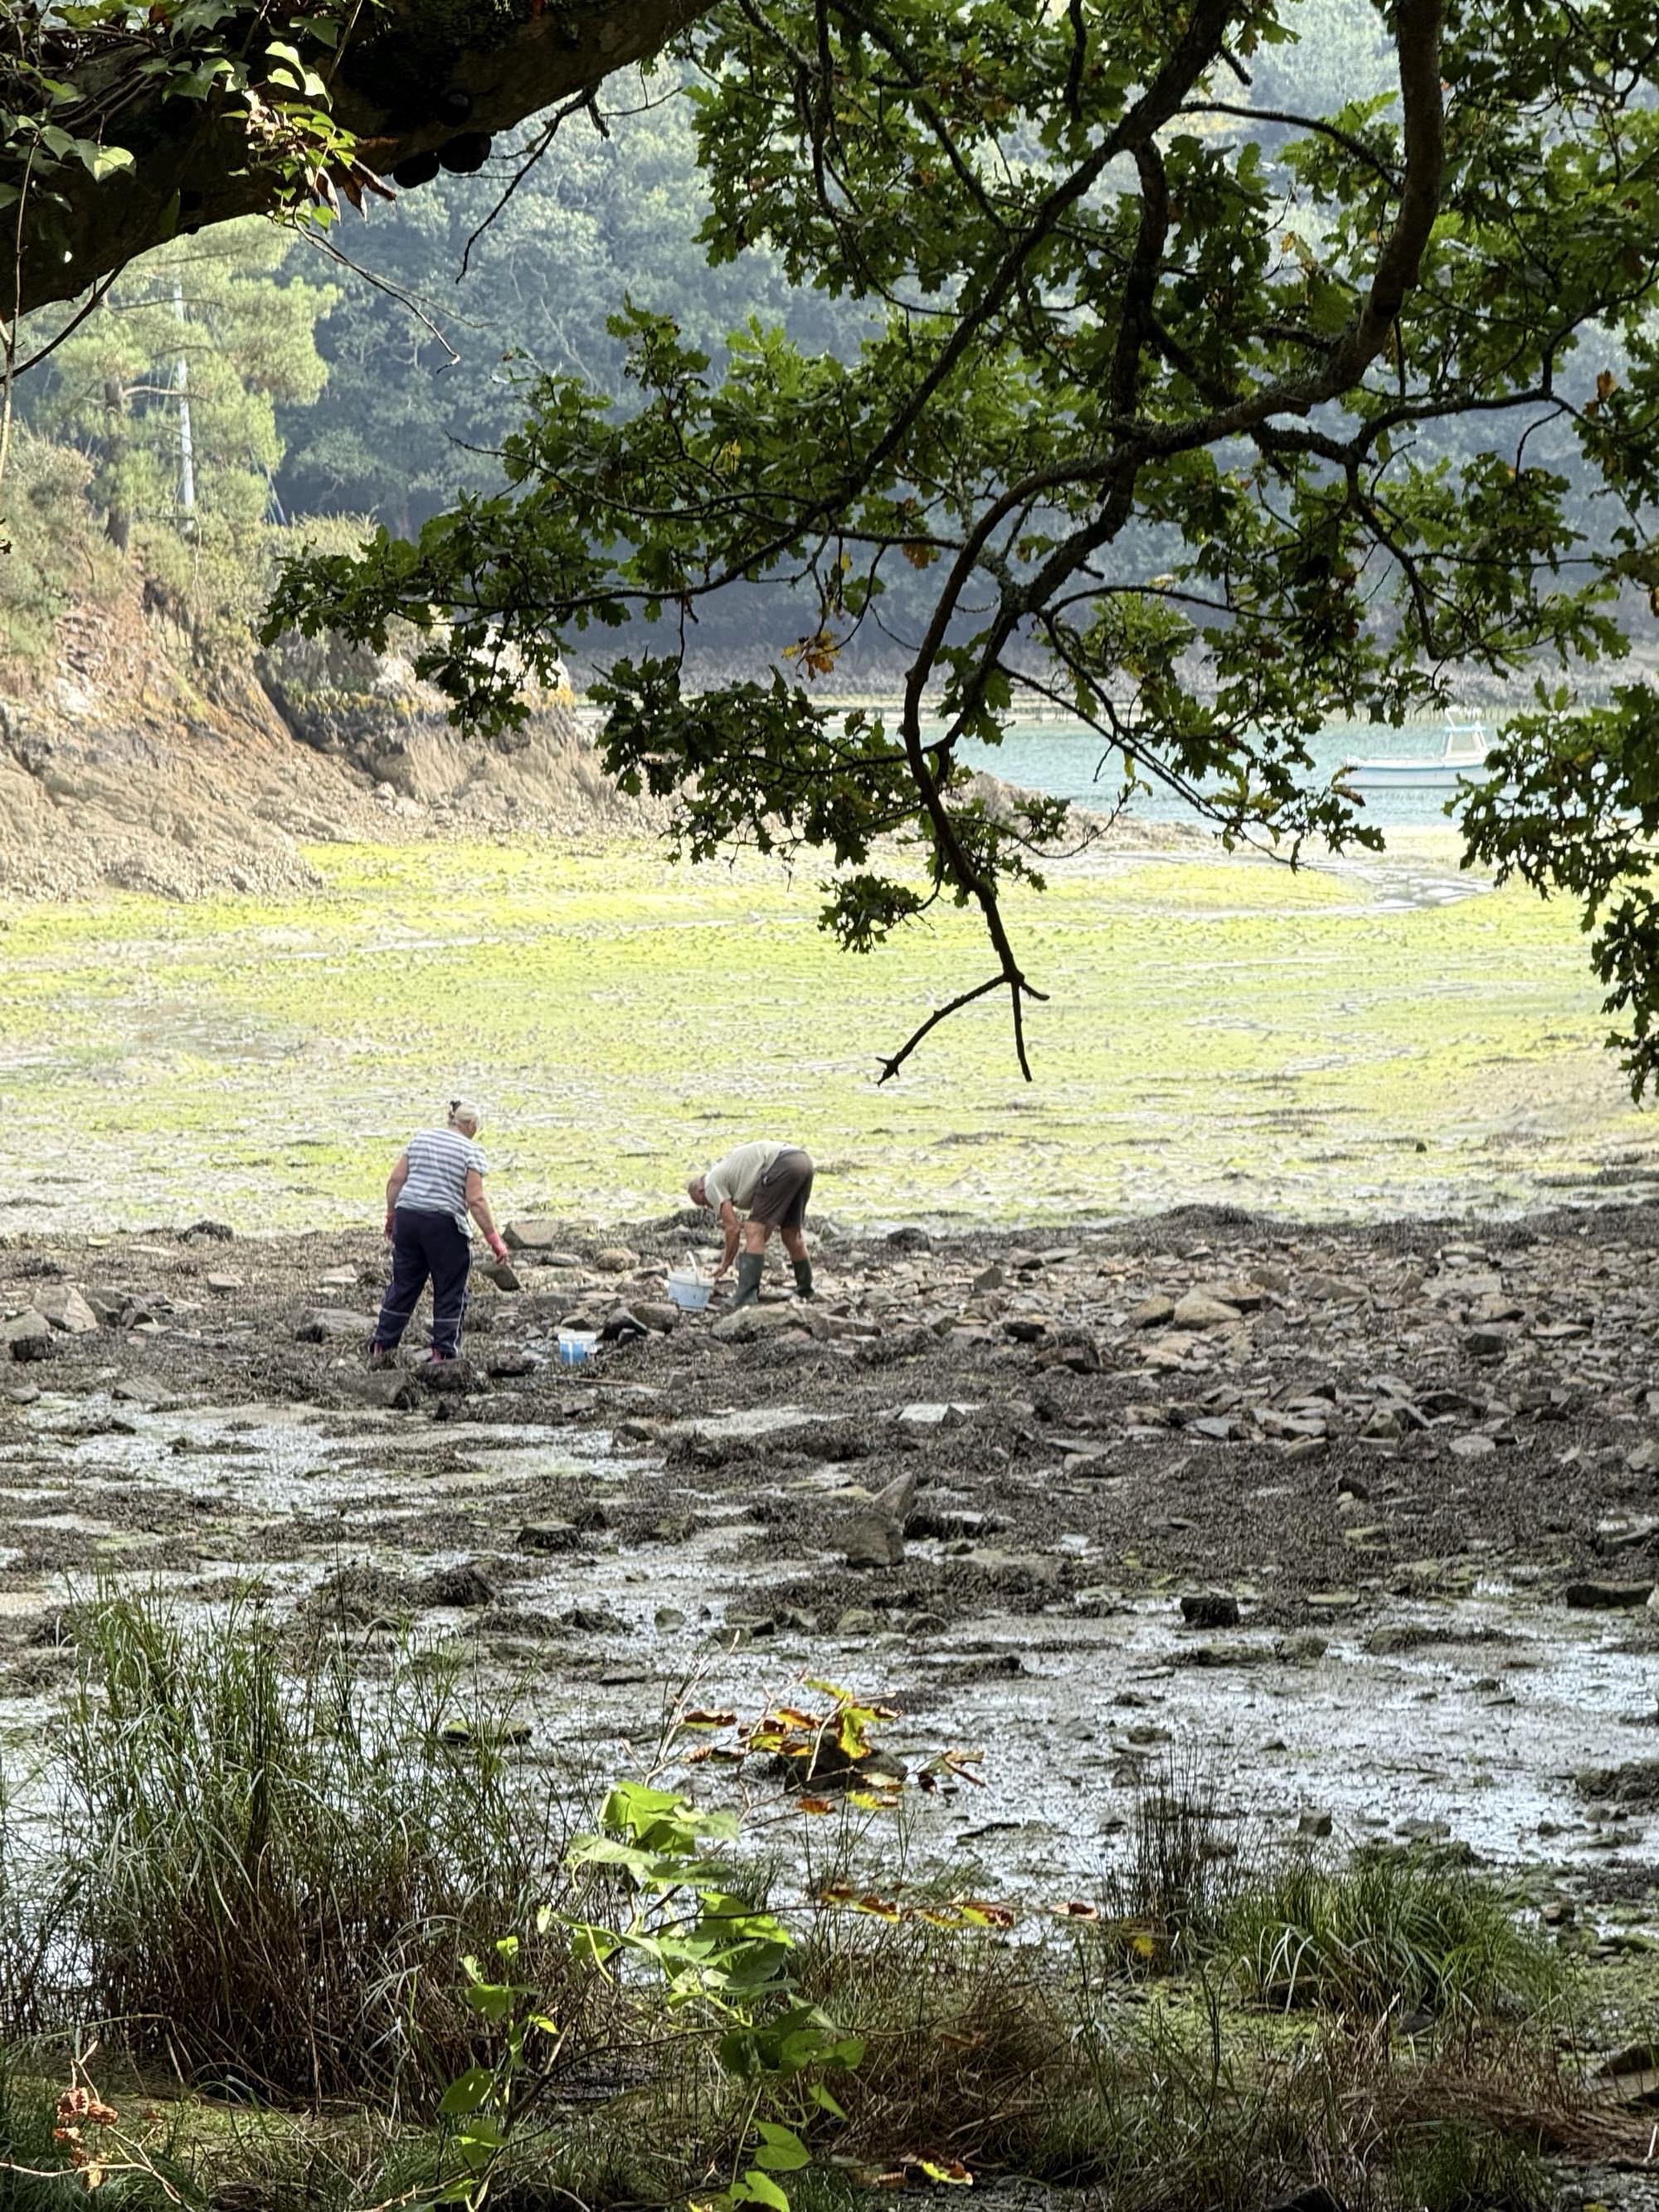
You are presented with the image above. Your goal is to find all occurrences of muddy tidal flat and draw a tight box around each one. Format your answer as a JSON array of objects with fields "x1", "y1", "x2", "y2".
[
  {"x1": 3, "y1": 1202, "x2": 1658, "y2": 1903},
  {"x1": 6, "y1": 833, "x2": 1659, "y2": 1233}
]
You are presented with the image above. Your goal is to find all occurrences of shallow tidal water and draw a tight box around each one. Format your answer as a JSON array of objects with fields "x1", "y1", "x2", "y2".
[{"x1": 2, "y1": 1383, "x2": 1648, "y2": 1894}]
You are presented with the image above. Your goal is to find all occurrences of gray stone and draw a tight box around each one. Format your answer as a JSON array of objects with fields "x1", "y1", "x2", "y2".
[
  {"x1": 1180, "y1": 1641, "x2": 1268, "y2": 1669},
  {"x1": 517, "y1": 1520, "x2": 581, "y2": 1554},
  {"x1": 843, "y1": 1511, "x2": 903, "y2": 1569},
  {"x1": 873, "y1": 1468, "x2": 918, "y2": 1524},
  {"x1": 836, "y1": 1607, "x2": 879, "y2": 1637},
  {"x1": 630, "y1": 1302, "x2": 679, "y2": 1333},
  {"x1": 1449, "y1": 1432, "x2": 1497, "y2": 1459},
  {"x1": 1180, "y1": 1592, "x2": 1240, "y2": 1630},
  {"x1": 2, "y1": 1310, "x2": 54, "y2": 1361},
  {"x1": 1048, "y1": 1334, "x2": 1102, "y2": 1375},
  {"x1": 1276, "y1": 1633, "x2": 1329, "y2": 1665},
  {"x1": 504, "y1": 1221, "x2": 581, "y2": 1257},
  {"x1": 1282, "y1": 1436, "x2": 1328, "y2": 1463},
  {"x1": 205, "y1": 1272, "x2": 245, "y2": 1295},
  {"x1": 344, "y1": 1369, "x2": 420, "y2": 1411},
  {"x1": 712, "y1": 1303, "x2": 810, "y2": 1343},
  {"x1": 972, "y1": 1263, "x2": 1006, "y2": 1293},
  {"x1": 486, "y1": 1350, "x2": 538, "y2": 1378},
  {"x1": 294, "y1": 1309, "x2": 372, "y2": 1344},
  {"x1": 1564, "y1": 1580, "x2": 1654, "y2": 1611},
  {"x1": 1128, "y1": 1296, "x2": 1175, "y2": 1329},
  {"x1": 415, "y1": 1355, "x2": 475, "y2": 1394},
  {"x1": 1365, "y1": 1624, "x2": 1437, "y2": 1656},
  {"x1": 33, "y1": 1284, "x2": 99, "y2": 1334},
  {"x1": 887, "y1": 1226, "x2": 933, "y2": 1253},
  {"x1": 593, "y1": 1247, "x2": 639, "y2": 1273},
  {"x1": 654, "y1": 1607, "x2": 686, "y2": 1632},
  {"x1": 907, "y1": 1502, "x2": 990, "y2": 1540},
  {"x1": 1297, "y1": 1810, "x2": 1334, "y2": 1838},
  {"x1": 1627, "y1": 1440, "x2": 1659, "y2": 1475},
  {"x1": 418, "y1": 1562, "x2": 495, "y2": 1608},
  {"x1": 562, "y1": 1602, "x2": 627, "y2": 1634},
  {"x1": 1576, "y1": 1758, "x2": 1659, "y2": 1806},
  {"x1": 1002, "y1": 1316, "x2": 1048, "y2": 1343},
  {"x1": 951, "y1": 1549, "x2": 1066, "y2": 1598},
  {"x1": 1172, "y1": 1290, "x2": 1243, "y2": 1330},
  {"x1": 1462, "y1": 1327, "x2": 1511, "y2": 1359}
]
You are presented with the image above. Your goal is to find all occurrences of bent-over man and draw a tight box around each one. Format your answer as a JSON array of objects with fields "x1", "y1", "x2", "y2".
[{"x1": 688, "y1": 1140, "x2": 815, "y2": 1310}]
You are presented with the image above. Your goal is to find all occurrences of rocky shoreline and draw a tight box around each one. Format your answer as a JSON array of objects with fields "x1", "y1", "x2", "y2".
[{"x1": 3, "y1": 1199, "x2": 1657, "y2": 1830}]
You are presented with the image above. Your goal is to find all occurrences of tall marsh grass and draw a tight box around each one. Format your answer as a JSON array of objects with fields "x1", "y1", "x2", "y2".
[
  {"x1": 23, "y1": 1592, "x2": 575, "y2": 2100},
  {"x1": 1224, "y1": 1850, "x2": 1562, "y2": 2021}
]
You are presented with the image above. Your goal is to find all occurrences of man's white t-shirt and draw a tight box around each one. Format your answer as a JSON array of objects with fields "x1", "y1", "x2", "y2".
[{"x1": 703, "y1": 1140, "x2": 787, "y2": 1213}]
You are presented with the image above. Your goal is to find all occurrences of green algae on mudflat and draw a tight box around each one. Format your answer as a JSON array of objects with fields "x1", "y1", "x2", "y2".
[{"x1": 0, "y1": 835, "x2": 1652, "y2": 1232}]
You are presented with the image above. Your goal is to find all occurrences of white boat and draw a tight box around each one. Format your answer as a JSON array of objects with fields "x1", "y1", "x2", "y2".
[{"x1": 1341, "y1": 715, "x2": 1491, "y2": 790}]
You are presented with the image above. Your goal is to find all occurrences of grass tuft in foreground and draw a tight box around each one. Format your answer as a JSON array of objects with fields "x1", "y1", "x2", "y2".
[{"x1": 41, "y1": 1590, "x2": 575, "y2": 2103}]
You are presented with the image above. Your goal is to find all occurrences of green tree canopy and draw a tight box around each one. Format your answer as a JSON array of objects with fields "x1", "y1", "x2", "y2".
[
  {"x1": 268, "y1": 0, "x2": 1659, "y2": 1087},
  {"x1": 31, "y1": 222, "x2": 335, "y2": 635}
]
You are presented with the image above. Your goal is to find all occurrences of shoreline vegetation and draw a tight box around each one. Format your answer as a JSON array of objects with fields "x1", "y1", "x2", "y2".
[
  {"x1": 0, "y1": 1595, "x2": 1646, "y2": 2212},
  {"x1": 2, "y1": 834, "x2": 1655, "y2": 1240}
]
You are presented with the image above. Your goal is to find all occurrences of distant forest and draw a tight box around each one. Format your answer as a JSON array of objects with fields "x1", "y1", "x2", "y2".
[{"x1": 2, "y1": 2, "x2": 1405, "y2": 677}]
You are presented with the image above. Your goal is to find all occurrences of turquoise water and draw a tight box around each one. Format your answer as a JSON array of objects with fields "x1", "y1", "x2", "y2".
[{"x1": 955, "y1": 721, "x2": 1486, "y2": 829}]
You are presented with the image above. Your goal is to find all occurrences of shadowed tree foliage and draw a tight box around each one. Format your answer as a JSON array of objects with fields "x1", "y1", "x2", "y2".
[
  {"x1": 0, "y1": 0, "x2": 710, "y2": 324},
  {"x1": 270, "y1": 0, "x2": 1659, "y2": 1083}
]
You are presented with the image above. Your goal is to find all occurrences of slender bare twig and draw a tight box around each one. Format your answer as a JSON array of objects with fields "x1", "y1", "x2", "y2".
[
  {"x1": 876, "y1": 974, "x2": 1008, "y2": 1083},
  {"x1": 304, "y1": 230, "x2": 460, "y2": 364}
]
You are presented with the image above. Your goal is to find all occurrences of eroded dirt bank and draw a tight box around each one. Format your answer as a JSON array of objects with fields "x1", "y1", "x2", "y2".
[{"x1": 2, "y1": 1201, "x2": 1657, "y2": 1908}]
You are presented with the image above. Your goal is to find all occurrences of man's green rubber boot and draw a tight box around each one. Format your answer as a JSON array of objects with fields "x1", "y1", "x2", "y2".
[
  {"x1": 730, "y1": 1252, "x2": 764, "y2": 1310},
  {"x1": 793, "y1": 1256, "x2": 815, "y2": 1299}
]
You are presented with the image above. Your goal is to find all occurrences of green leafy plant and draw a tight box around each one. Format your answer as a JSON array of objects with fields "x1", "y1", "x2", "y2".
[{"x1": 425, "y1": 1779, "x2": 865, "y2": 2212}]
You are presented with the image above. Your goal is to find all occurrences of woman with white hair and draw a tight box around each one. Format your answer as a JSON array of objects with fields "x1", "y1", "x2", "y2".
[{"x1": 369, "y1": 1097, "x2": 510, "y2": 1366}]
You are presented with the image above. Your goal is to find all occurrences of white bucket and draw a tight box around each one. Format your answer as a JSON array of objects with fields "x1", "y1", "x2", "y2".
[
  {"x1": 557, "y1": 1328, "x2": 600, "y2": 1367},
  {"x1": 666, "y1": 1270, "x2": 712, "y2": 1312}
]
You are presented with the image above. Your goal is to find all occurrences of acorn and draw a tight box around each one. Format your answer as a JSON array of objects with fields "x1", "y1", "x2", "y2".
[
  {"x1": 437, "y1": 131, "x2": 492, "y2": 174},
  {"x1": 390, "y1": 148, "x2": 441, "y2": 188}
]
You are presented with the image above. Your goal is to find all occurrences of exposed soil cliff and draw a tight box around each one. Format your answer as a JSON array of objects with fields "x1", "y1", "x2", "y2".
[{"x1": 0, "y1": 573, "x2": 646, "y2": 899}]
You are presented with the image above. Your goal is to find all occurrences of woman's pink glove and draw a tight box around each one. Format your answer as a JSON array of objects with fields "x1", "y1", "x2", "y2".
[
  {"x1": 486, "y1": 1232, "x2": 509, "y2": 1262},
  {"x1": 383, "y1": 1211, "x2": 396, "y2": 1242}
]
